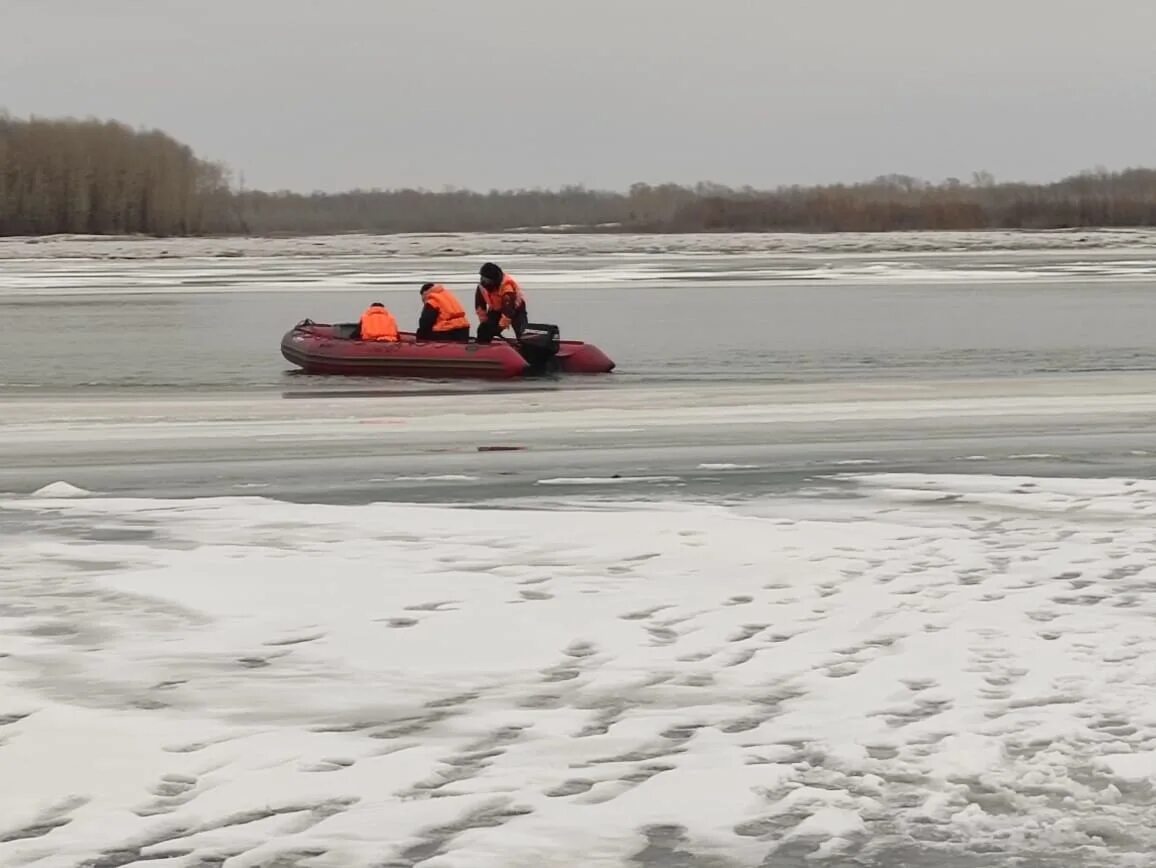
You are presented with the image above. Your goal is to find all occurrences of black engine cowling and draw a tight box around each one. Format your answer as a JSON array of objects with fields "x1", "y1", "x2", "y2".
[{"x1": 515, "y1": 322, "x2": 562, "y2": 374}]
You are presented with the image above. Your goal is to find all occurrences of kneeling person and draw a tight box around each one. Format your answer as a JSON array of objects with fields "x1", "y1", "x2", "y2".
[
  {"x1": 474, "y1": 262, "x2": 528, "y2": 343},
  {"x1": 416, "y1": 283, "x2": 470, "y2": 342}
]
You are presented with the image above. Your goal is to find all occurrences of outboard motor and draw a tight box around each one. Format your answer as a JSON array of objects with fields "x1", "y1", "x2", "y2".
[{"x1": 515, "y1": 322, "x2": 562, "y2": 374}]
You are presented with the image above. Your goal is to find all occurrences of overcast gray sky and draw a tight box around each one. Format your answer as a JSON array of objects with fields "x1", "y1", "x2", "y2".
[{"x1": 5, "y1": 0, "x2": 1155, "y2": 193}]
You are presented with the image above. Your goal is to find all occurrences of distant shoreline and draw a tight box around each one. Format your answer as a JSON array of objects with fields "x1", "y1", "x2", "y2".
[{"x1": 6, "y1": 115, "x2": 1156, "y2": 240}]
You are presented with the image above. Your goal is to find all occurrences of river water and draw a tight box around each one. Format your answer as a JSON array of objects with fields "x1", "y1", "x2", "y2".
[
  {"x1": 4, "y1": 232, "x2": 1156, "y2": 394},
  {"x1": 3, "y1": 232, "x2": 1156, "y2": 867}
]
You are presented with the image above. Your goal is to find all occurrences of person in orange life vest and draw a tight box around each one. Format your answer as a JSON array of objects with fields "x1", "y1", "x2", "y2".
[
  {"x1": 474, "y1": 262, "x2": 528, "y2": 343},
  {"x1": 416, "y1": 283, "x2": 470, "y2": 342},
  {"x1": 357, "y1": 302, "x2": 399, "y2": 341}
]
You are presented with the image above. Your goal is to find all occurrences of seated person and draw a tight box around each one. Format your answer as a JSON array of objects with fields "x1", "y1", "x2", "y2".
[
  {"x1": 416, "y1": 283, "x2": 470, "y2": 342},
  {"x1": 356, "y1": 302, "x2": 399, "y2": 341}
]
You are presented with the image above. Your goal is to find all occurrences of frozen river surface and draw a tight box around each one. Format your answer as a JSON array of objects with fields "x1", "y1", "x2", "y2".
[{"x1": 3, "y1": 231, "x2": 1156, "y2": 867}]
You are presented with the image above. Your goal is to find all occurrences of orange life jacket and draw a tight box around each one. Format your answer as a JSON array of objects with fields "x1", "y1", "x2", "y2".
[
  {"x1": 477, "y1": 275, "x2": 526, "y2": 324},
  {"x1": 359, "y1": 305, "x2": 399, "y2": 341},
  {"x1": 424, "y1": 285, "x2": 470, "y2": 332}
]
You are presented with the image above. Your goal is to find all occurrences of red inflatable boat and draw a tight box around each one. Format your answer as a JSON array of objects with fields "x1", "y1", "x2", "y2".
[{"x1": 281, "y1": 319, "x2": 615, "y2": 379}]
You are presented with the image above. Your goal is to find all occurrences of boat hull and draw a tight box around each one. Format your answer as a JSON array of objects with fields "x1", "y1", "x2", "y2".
[
  {"x1": 556, "y1": 341, "x2": 616, "y2": 374},
  {"x1": 280, "y1": 321, "x2": 615, "y2": 379}
]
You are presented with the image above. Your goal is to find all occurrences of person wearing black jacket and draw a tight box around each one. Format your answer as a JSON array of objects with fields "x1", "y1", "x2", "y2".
[{"x1": 416, "y1": 283, "x2": 471, "y2": 342}]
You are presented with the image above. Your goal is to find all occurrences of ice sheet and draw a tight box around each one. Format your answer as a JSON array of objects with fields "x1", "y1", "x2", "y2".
[
  {"x1": 5, "y1": 228, "x2": 1156, "y2": 261},
  {"x1": 3, "y1": 230, "x2": 1156, "y2": 298},
  {"x1": 5, "y1": 473, "x2": 1156, "y2": 865},
  {"x1": 5, "y1": 376, "x2": 1156, "y2": 451}
]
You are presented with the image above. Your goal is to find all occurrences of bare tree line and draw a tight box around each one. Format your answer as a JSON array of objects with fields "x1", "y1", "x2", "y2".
[
  {"x1": 4, "y1": 113, "x2": 1156, "y2": 236},
  {"x1": 0, "y1": 114, "x2": 237, "y2": 236},
  {"x1": 218, "y1": 171, "x2": 1156, "y2": 235},
  {"x1": 653, "y1": 171, "x2": 1156, "y2": 232},
  {"x1": 236, "y1": 185, "x2": 634, "y2": 234}
]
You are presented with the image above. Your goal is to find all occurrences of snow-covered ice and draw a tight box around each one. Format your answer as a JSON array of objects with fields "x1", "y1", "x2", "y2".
[
  {"x1": 5, "y1": 473, "x2": 1156, "y2": 866},
  {"x1": 392, "y1": 475, "x2": 481, "y2": 483},
  {"x1": 5, "y1": 228, "x2": 1156, "y2": 261},
  {"x1": 28, "y1": 482, "x2": 90, "y2": 498},
  {"x1": 535, "y1": 476, "x2": 683, "y2": 486},
  {"x1": 4, "y1": 230, "x2": 1156, "y2": 298}
]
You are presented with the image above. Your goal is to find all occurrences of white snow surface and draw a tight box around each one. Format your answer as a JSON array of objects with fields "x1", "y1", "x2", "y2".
[
  {"x1": 3, "y1": 229, "x2": 1156, "y2": 297},
  {"x1": 4, "y1": 228, "x2": 1156, "y2": 261},
  {"x1": 535, "y1": 476, "x2": 683, "y2": 486},
  {"x1": 5, "y1": 474, "x2": 1156, "y2": 866},
  {"x1": 28, "y1": 482, "x2": 90, "y2": 498}
]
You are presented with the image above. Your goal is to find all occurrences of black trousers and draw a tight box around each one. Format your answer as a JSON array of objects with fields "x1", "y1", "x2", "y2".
[
  {"x1": 416, "y1": 326, "x2": 470, "y2": 342},
  {"x1": 476, "y1": 308, "x2": 528, "y2": 344}
]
